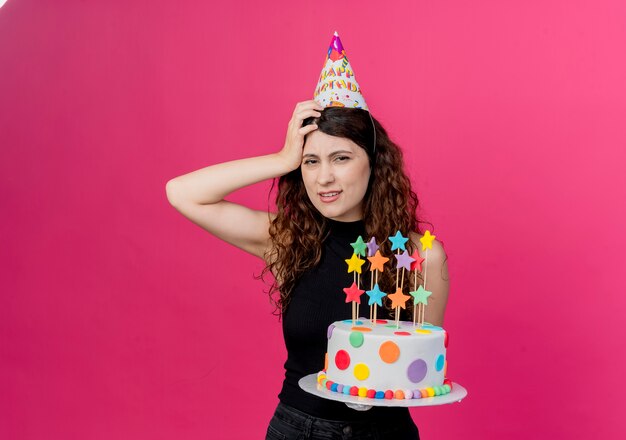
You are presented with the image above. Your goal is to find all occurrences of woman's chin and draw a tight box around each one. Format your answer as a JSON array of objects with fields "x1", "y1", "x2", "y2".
[
  {"x1": 310, "y1": 199, "x2": 362, "y2": 222},
  {"x1": 322, "y1": 208, "x2": 362, "y2": 222}
]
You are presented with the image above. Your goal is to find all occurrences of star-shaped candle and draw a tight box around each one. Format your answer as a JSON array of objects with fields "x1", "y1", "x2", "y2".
[
  {"x1": 366, "y1": 237, "x2": 379, "y2": 257},
  {"x1": 345, "y1": 253, "x2": 365, "y2": 274},
  {"x1": 395, "y1": 250, "x2": 415, "y2": 271},
  {"x1": 344, "y1": 282, "x2": 365, "y2": 303},
  {"x1": 365, "y1": 247, "x2": 389, "y2": 323},
  {"x1": 410, "y1": 285, "x2": 432, "y2": 326},
  {"x1": 367, "y1": 250, "x2": 389, "y2": 273},
  {"x1": 366, "y1": 283, "x2": 387, "y2": 307},
  {"x1": 410, "y1": 285, "x2": 432, "y2": 305},
  {"x1": 410, "y1": 250, "x2": 425, "y2": 272},
  {"x1": 410, "y1": 248, "x2": 424, "y2": 325},
  {"x1": 388, "y1": 287, "x2": 411, "y2": 310},
  {"x1": 345, "y1": 251, "x2": 365, "y2": 323},
  {"x1": 388, "y1": 231, "x2": 409, "y2": 251},
  {"x1": 344, "y1": 279, "x2": 365, "y2": 323},
  {"x1": 388, "y1": 231, "x2": 411, "y2": 327},
  {"x1": 350, "y1": 236, "x2": 367, "y2": 257},
  {"x1": 419, "y1": 230, "x2": 436, "y2": 251},
  {"x1": 412, "y1": 230, "x2": 437, "y2": 326}
]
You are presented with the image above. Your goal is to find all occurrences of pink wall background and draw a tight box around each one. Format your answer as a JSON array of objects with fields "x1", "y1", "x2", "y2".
[{"x1": 2, "y1": 0, "x2": 625, "y2": 438}]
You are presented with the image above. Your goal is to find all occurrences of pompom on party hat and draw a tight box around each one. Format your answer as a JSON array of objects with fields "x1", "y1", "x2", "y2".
[{"x1": 313, "y1": 32, "x2": 368, "y2": 111}]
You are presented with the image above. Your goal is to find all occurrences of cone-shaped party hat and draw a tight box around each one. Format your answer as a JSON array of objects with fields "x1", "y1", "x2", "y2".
[{"x1": 313, "y1": 32, "x2": 368, "y2": 111}]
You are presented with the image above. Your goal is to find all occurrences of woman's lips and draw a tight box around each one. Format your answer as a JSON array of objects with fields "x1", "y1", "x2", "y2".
[{"x1": 319, "y1": 190, "x2": 342, "y2": 203}]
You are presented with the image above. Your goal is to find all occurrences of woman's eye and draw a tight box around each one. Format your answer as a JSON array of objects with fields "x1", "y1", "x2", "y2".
[
  {"x1": 303, "y1": 159, "x2": 318, "y2": 165},
  {"x1": 334, "y1": 156, "x2": 349, "y2": 162}
]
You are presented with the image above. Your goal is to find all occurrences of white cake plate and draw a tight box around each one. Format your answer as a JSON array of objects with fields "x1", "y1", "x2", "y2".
[{"x1": 299, "y1": 374, "x2": 467, "y2": 411}]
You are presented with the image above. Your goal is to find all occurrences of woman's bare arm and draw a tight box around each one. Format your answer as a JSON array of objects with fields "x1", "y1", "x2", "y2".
[
  {"x1": 166, "y1": 154, "x2": 288, "y2": 258},
  {"x1": 165, "y1": 100, "x2": 323, "y2": 259}
]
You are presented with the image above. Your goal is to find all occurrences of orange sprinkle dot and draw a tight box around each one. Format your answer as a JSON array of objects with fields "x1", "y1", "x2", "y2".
[
  {"x1": 351, "y1": 327, "x2": 372, "y2": 332},
  {"x1": 394, "y1": 390, "x2": 405, "y2": 399},
  {"x1": 379, "y1": 341, "x2": 400, "y2": 363}
]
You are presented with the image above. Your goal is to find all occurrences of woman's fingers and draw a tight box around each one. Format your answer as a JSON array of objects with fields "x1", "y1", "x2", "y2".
[
  {"x1": 298, "y1": 124, "x2": 318, "y2": 136},
  {"x1": 289, "y1": 101, "x2": 323, "y2": 136},
  {"x1": 277, "y1": 100, "x2": 323, "y2": 171},
  {"x1": 293, "y1": 100, "x2": 324, "y2": 115},
  {"x1": 288, "y1": 107, "x2": 321, "y2": 133},
  {"x1": 293, "y1": 108, "x2": 322, "y2": 122}
]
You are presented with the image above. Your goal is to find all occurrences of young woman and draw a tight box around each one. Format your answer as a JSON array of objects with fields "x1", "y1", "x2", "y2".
[{"x1": 166, "y1": 100, "x2": 449, "y2": 439}]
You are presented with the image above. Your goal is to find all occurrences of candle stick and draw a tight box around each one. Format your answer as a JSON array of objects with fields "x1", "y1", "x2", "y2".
[
  {"x1": 344, "y1": 282, "x2": 365, "y2": 324},
  {"x1": 414, "y1": 230, "x2": 436, "y2": 325},
  {"x1": 345, "y1": 252, "x2": 366, "y2": 323},
  {"x1": 374, "y1": 270, "x2": 379, "y2": 322},
  {"x1": 356, "y1": 272, "x2": 360, "y2": 320},
  {"x1": 388, "y1": 231, "x2": 410, "y2": 327},
  {"x1": 370, "y1": 270, "x2": 374, "y2": 322},
  {"x1": 395, "y1": 249, "x2": 415, "y2": 328},
  {"x1": 366, "y1": 248, "x2": 388, "y2": 326},
  {"x1": 353, "y1": 270, "x2": 356, "y2": 323},
  {"x1": 353, "y1": 271, "x2": 357, "y2": 323},
  {"x1": 409, "y1": 249, "x2": 425, "y2": 326},
  {"x1": 366, "y1": 237, "x2": 380, "y2": 323},
  {"x1": 422, "y1": 251, "x2": 427, "y2": 325},
  {"x1": 414, "y1": 269, "x2": 418, "y2": 326},
  {"x1": 350, "y1": 236, "x2": 367, "y2": 321},
  {"x1": 396, "y1": 249, "x2": 400, "y2": 326},
  {"x1": 388, "y1": 286, "x2": 411, "y2": 329}
]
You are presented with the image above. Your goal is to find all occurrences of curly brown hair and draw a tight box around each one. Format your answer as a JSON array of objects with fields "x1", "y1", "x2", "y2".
[{"x1": 261, "y1": 107, "x2": 427, "y2": 317}]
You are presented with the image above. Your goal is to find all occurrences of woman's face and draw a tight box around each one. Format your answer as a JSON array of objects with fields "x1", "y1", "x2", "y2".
[{"x1": 301, "y1": 130, "x2": 371, "y2": 222}]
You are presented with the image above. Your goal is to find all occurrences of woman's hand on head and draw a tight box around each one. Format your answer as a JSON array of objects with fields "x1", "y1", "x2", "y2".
[{"x1": 277, "y1": 100, "x2": 323, "y2": 171}]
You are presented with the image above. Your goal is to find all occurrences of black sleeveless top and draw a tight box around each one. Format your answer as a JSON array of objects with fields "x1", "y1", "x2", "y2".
[{"x1": 277, "y1": 219, "x2": 411, "y2": 421}]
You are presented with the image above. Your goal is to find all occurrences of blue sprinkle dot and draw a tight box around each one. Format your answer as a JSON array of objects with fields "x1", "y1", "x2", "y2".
[
  {"x1": 375, "y1": 391, "x2": 384, "y2": 399},
  {"x1": 436, "y1": 354, "x2": 445, "y2": 372}
]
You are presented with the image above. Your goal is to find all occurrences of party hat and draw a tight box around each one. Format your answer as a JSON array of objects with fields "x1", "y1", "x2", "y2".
[{"x1": 313, "y1": 32, "x2": 368, "y2": 111}]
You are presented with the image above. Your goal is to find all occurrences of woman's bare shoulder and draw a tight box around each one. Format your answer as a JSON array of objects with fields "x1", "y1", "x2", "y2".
[{"x1": 409, "y1": 231, "x2": 447, "y2": 262}]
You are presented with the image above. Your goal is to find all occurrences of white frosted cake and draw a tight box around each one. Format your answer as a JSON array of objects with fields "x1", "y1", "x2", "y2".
[{"x1": 317, "y1": 318, "x2": 452, "y2": 400}]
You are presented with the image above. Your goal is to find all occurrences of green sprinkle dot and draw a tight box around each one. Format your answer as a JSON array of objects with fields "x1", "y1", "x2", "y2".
[{"x1": 349, "y1": 331, "x2": 364, "y2": 348}]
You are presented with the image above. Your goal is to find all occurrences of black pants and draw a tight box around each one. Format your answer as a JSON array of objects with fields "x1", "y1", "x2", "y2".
[{"x1": 266, "y1": 402, "x2": 420, "y2": 440}]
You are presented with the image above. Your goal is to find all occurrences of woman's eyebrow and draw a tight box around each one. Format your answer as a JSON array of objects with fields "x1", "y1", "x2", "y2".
[
  {"x1": 302, "y1": 149, "x2": 354, "y2": 159},
  {"x1": 328, "y1": 149, "x2": 353, "y2": 157}
]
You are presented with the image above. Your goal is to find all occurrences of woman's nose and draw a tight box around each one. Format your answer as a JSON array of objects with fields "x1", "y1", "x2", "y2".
[{"x1": 317, "y1": 162, "x2": 335, "y2": 185}]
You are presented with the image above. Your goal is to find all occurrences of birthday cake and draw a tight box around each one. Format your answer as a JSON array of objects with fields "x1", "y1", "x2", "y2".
[
  {"x1": 315, "y1": 230, "x2": 453, "y2": 401},
  {"x1": 317, "y1": 319, "x2": 451, "y2": 400}
]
